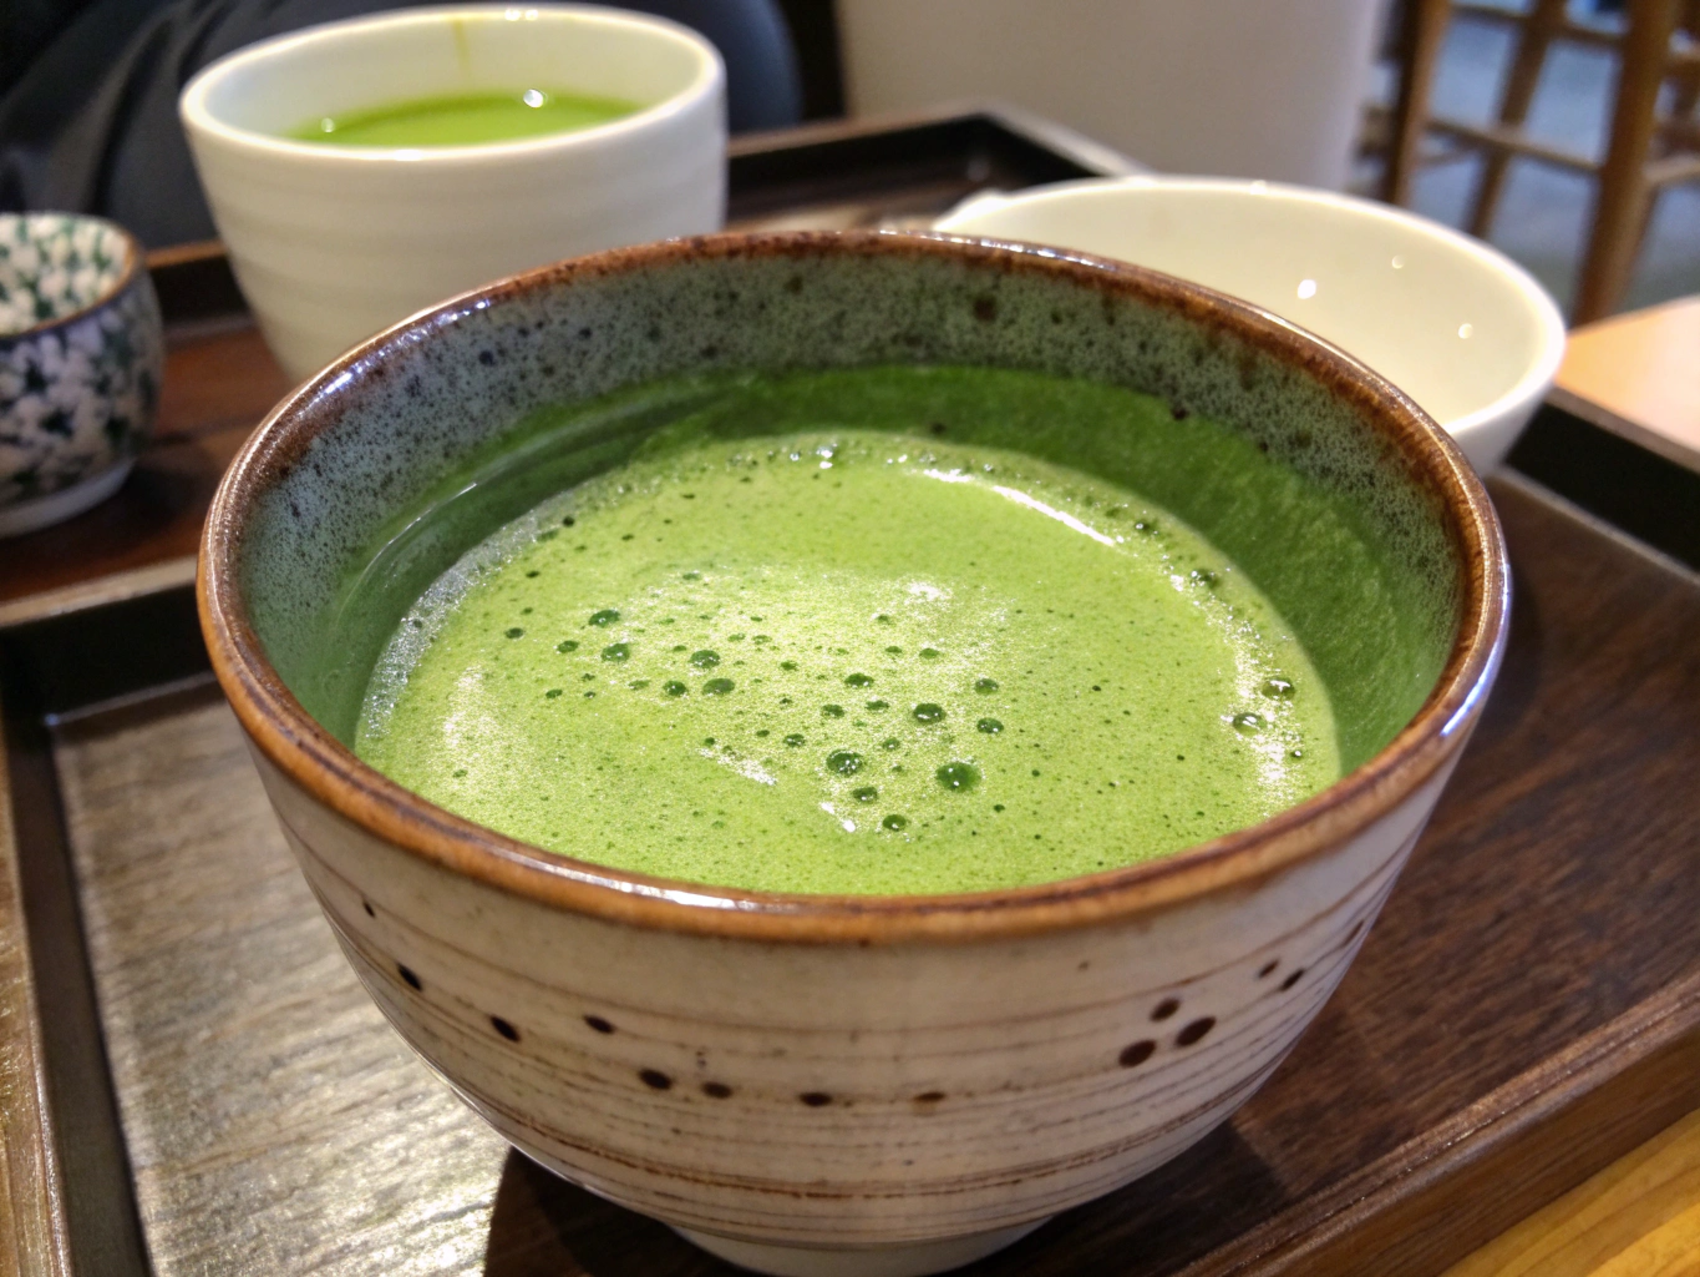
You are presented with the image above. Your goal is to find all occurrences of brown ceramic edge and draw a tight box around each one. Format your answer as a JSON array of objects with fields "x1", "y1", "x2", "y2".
[
  {"x1": 0, "y1": 214, "x2": 148, "y2": 347},
  {"x1": 198, "y1": 229, "x2": 1509, "y2": 946}
]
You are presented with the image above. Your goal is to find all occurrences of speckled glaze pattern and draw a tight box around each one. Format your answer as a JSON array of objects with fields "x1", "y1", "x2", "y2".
[
  {"x1": 0, "y1": 213, "x2": 162, "y2": 531},
  {"x1": 200, "y1": 232, "x2": 1509, "y2": 1274}
]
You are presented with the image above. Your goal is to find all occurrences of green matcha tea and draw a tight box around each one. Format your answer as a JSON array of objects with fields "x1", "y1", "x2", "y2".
[
  {"x1": 292, "y1": 88, "x2": 640, "y2": 147},
  {"x1": 355, "y1": 376, "x2": 1343, "y2": 895}
]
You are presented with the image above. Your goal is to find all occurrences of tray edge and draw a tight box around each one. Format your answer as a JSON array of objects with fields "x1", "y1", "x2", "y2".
[
  {"x1": 1182, "y1": 966, "x2": 1700, "y2": 1276},
  {"x1": 0, "y1": 689, "x2": 72, "y2": 1277}
]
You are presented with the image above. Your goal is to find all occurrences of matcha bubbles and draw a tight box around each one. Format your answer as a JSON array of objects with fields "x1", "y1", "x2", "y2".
[
  {"x1": 231, "y1": 236, "x2": 1463, "y2": 903},
  {"x1": 353, "y1": 368, "x2": 1365, "y2": 895}
]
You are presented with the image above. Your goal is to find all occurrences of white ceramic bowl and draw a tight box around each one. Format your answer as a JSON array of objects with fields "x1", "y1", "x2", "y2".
[
  {"x1": 936, "y1": 177, "x2": 1567, "y2": 472},
  {"x1": 180, "y1": 3, "x2": 726, "y2": 382},
  {"x1": 201, "y1": 232, "x2": 1509, "y2": 1276}
]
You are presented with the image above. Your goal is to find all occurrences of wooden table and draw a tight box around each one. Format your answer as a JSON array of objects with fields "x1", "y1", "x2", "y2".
[
  {"x1": 1443, "y1": 297, "x2": 1700, "y2": 1277},
  {"x1": 1552, "y1": 295, "x2": 1700, "y2": 474}
]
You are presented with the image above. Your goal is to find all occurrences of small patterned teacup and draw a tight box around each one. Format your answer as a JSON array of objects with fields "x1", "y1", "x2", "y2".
[{"x1": 0, "y1": 213, "x2": 163, "y2": 537}]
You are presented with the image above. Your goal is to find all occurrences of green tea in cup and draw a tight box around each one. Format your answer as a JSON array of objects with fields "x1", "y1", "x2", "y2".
[{"x1": 291, "y1": 88, "x2": 641, "y2": 147}]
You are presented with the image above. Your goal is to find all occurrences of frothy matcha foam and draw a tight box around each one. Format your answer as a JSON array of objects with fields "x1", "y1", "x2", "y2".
[{"x1": 356, "y1": 426, "x2": 1339, "y2": 894}]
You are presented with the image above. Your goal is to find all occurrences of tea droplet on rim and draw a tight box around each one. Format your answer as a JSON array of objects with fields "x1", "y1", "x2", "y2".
[
  {"x1": 827, "y1": 750, "x2": 864, "y2": 775},
  {"x1": 1232, "y1": 712, "x2": 1264, "y2": 734},
  {"x1": 702, "y1": 678, "x2": 735, "y2": 695},
  {"x1": 589, "y1": 609, "x2": 620, "y2": 626},
  {"x1": 690, "y1": 649, "x2": 720, "y2": 669}
]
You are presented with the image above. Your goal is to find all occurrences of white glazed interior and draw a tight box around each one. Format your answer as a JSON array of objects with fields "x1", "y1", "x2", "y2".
[
  {"x1": 936, "y1": 177, "x2": 1567, "y2": 472},
  {"x1": 179, "y1": 4, "x2": 727, "y2": 382}
]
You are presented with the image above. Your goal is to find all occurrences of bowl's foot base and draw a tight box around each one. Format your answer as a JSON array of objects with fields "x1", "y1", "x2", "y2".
[
  {"x1": 0, "y1": 460, "x2": 133, "y2": 537},
  {"x1": 670, "y1": 1218, "x2": 1051, "y2": 1277}
]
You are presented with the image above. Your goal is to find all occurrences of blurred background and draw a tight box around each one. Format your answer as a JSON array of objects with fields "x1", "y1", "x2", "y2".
[{"x1": 3, "y1": 0, "x2": 1696, "y2": 321}]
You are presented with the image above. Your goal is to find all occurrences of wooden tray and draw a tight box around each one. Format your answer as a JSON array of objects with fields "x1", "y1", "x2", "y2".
[{"x1": 3, "y1": 113, "x2": 1699, "y2": 1277}]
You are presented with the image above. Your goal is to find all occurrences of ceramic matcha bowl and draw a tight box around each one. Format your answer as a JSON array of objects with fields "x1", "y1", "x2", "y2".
[{"x1": 200, "y1": 231, "x2": 1507, "y2": 1277}]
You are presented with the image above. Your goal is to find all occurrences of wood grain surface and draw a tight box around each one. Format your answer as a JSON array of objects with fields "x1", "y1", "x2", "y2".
[
  {"x1": 53, "y1": 686, "x2": 510, "y2": 1276},
  {"x1": 0, "y1": 693, "x2": 68, "y2": 1277},
  {"x1": 16, "y1": 471, "x2": 1696, "y2": 1276},
  {"x1": 1445, "y1": 1107, "x2": 1700, "y2": 1277},
  {"x1": 1555, "y1": 295, "x2": 1700, "y2": 473}
]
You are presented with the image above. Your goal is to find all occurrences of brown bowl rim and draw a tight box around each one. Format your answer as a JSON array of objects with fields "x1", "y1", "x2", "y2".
[{"x1": 198, "y1": 229, "x2": 1509, "y2": 944}]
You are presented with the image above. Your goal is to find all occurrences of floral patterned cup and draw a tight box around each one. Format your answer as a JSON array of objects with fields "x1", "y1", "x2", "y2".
[{"x1": 0, "y1": 213, "x2": 163, "y2": 537}]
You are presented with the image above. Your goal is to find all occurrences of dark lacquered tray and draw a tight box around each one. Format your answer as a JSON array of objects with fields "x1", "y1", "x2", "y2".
[{"x1": 3, "y1": 112, "x2": 1699, "y2": 1277}]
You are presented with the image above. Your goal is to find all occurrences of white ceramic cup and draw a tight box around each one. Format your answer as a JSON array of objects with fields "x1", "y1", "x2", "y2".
[
  {"x1": 180, "y1": 4, "x2": 726, "y2": 383},
  {"x1": 936, "y1": 177, "x2": 1567, "y2": 472}
]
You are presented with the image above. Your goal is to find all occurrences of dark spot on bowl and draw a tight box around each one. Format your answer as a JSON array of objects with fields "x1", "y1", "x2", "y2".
[
  {"x1": 491, "y1": 1016, "x2": 519, "y2": 1042},
  {"x1": 1281, "y1": 968, "x2": 1306, "y2": 991},
  {"x1": 640, "y1": 1069, "x2": 673, "y2": 1090},
  {"x1": 584, "y1": 1015, "x2": 615, "y2": 1034},
  {"x1": 799, "y1": 1091, "x2": 832, "y2": 1107},
  {"x1": 398, "y1": 964, "x2": 422, "y2": 991},
  {"x1": 1151, "y1": 997, "x2": 1180, "y2": 1022},
  {"x1": 1176, "y1": 1017, "x2": 1216, "y2": 1047},
  {"x1": 362, "y1": 900, "x2": 374, "y2": 918},
  {"x1": 702, "y1": 1081, "x2": 733, "y2": 1099},
  {"x1": 1119, "y1": 1040, "x2": 1156, "y2": 1068}
]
